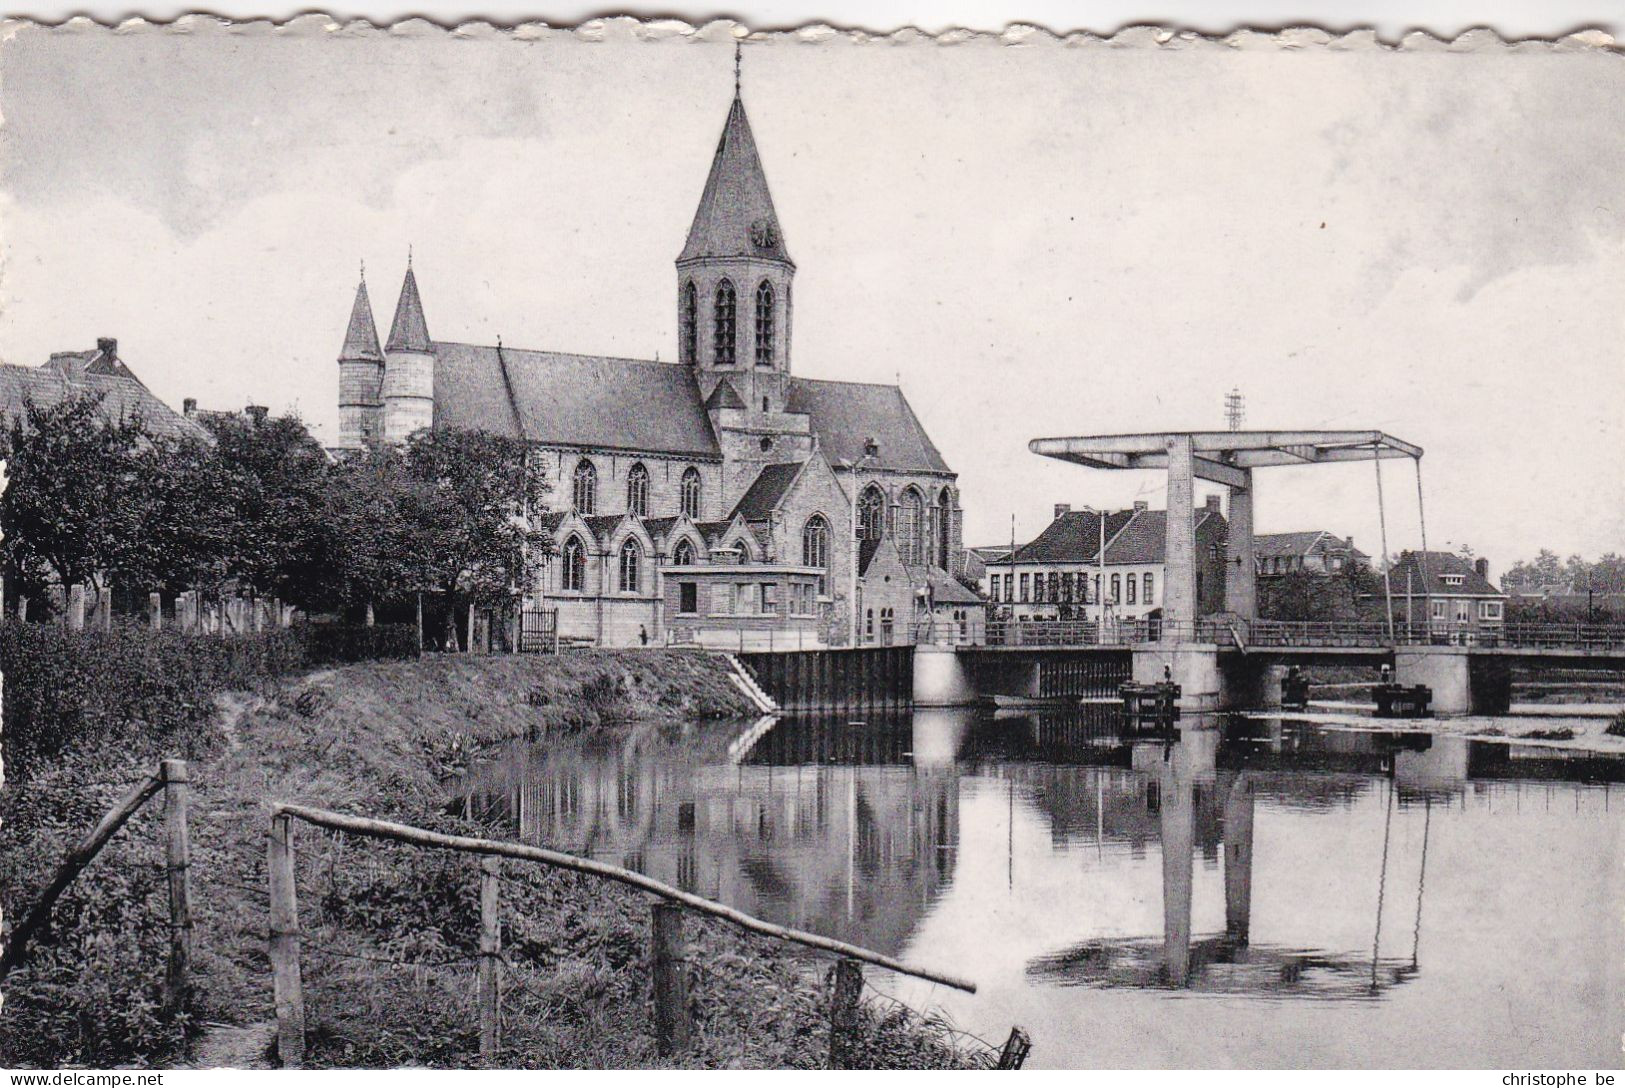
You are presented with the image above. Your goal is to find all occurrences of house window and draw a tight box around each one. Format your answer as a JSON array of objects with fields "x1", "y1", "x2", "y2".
[
  {"x1": 1126, "y1": 574, "x2": 1137, "y2": 605},
  {"x1": 680, "y1": 467, "x2": 702, "y2": 518},
  {"x1": 736, "y1": 583, "x2": 758, "y2": 614},
  {"x1": 1480, "y1": 600, "x2": 1503, "y2": 621},
  {"x1": 1033, "y1": 574, "x2": 1046, "y2": 604},
  {"x1": 755, "y1": 280, "x2": 775, "y2": 367},
  {"x1": 865, "y1": 608, "x2": 874, "y2": 638},
  {"x1": 681, "y1": 280, "x2": 697, "y2": 364},
  {"x1": 1111, "y1": 573, "x2": 1121, "y2": 604},
  {"x1": 858, "y1": 486, "x2": 886, "y2": 541},
  {"x1": 618, "y1": 539, "x2": 641, "y2": 593},
  {"x1": 1047, "y1": 572, "x2": 1059, "y2": 603},
  {"x1": 678, "y1": 582, "x2": 698, "y2": 614},
  {"x1": 626, "y1": 462, "x2": 650, "y2": 517},
  {"x1": 561, "y1": 535, "x2": 586, "y2": 592},
  {"x1": 1442, "y1": 574, "x2": 1465, "y2": 586},
  {"x1": 1454, "y1": 599, "x2": 1470, "y2": 623},
  {"x1": 1019, "y1": 573, "x2": 1030, "y2": 602},
  {"x1": 1092, "y1": 574, "x2": 1101, "y2": 603},
  {"x1": 572, "y1": 459, "x2": 597, "y2": 514},
  {"x1": 713, "y1": 279, "x2": 737, "y2": 366},
  {"x1": 672, "y1": 538, "x2": 696, "y2": 567},
  {"x1": 1143, "y1": 573, "x2": 1154, "y2": 605},
  {"x1": 761, "y1": 583, "x2": 778, "y2": 614},
  {"x1": 1431, "y1": 599, "x2": 1447, "y2": 620},
  {"x1": 880, "y1": 607, "x2": 895, "y2": 645},
  {"x1": 716, "y1": 584, "x2": 735, "y2": 614}
]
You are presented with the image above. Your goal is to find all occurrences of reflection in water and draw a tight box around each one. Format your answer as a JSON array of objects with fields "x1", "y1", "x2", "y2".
[{"x1": 456, "y1": 708, "x2": 1624, "y2": 1067}]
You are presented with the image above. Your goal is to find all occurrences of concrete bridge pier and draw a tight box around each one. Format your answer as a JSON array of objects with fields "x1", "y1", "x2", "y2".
[
  {"x1": 1132, "y1": 644, "x2": 1222, "y2": 710},
  {"x1": 1220, "y1": 772, "x2": 1255, "y2": 945},
  {"x1": 913, "y1": 645, "x2": 982, "y2": 707},
  {"x1": 1393, "y1": 646, "x2": 1512, "y2": 716}
]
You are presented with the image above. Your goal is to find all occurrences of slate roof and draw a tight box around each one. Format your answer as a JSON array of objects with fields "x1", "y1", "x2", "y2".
[
  {"x1": 386, "y1": 266, "x2": 431, "y2": 353},
  {"x1": 641, "y1": 515, "x2": 683, "y2": 542},
  {"x1": 342, "y1": 279, "x2": 383, "y2": 362},
  {"x1": 729, "y1": 461, "x2": 805, "y2": 522},
  {"x1": 858, "y1": 537, "x2": 883, "y2": 577},
  {"x1": 912, "y1": 565, "x2": 983, "y2": 605},
  {"x1": 679, "y1": 95, "x2": 792, "y2": 266},
  {"x1": 1011, "y1": 507, "x2": 1225, "y2": 565},
  {"x1": 704, "y1": 378, "x2": 745, "y2": 412},
  {"x1": 432, "y1": 343, "x2": 722, "y2": 459},
  {"x1": 581, "y1": 514, "x2": 625, "y2": 544},
  {"x1": 0, "y1": 359, "x2": 209, "y2": 442},
  {"x1": 787, "y1": 378, "x2": 952, "y2": 475},
  {"x1": 1387, "y1": 551, "x2": 1504, "y2": 598},
  {"x1": 534, "y1": 510, "x2": 569, "y2": 534}
]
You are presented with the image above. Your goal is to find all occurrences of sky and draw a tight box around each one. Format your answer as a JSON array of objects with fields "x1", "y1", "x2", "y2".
[{"x1": 2, "y1": 21, "x2": 1622, "y2": 571}]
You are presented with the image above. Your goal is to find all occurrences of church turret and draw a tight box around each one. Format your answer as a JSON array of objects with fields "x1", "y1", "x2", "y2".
[
  {"x1": 678, "y1": 58, "x2": 795, "y2": 417},
  {"x1": 381, "y1": 260, "x2": 434, "y2": 444},
  {"x1": 337, "y1": 270, "x2": 384, "y2": 449}
]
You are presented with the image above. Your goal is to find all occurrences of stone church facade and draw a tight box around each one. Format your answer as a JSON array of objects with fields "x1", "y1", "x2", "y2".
[{"x1": 335, "y1": 81, "x2": 979, "y2": 647}]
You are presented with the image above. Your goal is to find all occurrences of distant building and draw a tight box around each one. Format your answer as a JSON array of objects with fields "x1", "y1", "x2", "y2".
[
  {"x1": 1255, "y1": 531, "x2": 1368, "y2": 577},
  {"x1": 979, "y1": 498, "x2": 1229, "y2": 624},
  {"x1": 1376, "y1": 551, "x2": 1508, "y2": 642},
  {"x1": 0, "y1": 337, "x2": 209, "y2": 442}
]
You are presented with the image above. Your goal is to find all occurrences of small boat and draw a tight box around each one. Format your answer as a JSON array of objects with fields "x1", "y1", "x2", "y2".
[{"x1": 979, "y1": 693, "x2": 1073, "y2": 709}]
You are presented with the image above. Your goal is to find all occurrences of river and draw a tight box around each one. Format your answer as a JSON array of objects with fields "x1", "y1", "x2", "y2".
[{"x1": 457, "y1": 706, "x2": 1624, "y2": 1068}]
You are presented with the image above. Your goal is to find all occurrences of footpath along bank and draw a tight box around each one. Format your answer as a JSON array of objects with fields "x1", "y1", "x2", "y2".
[{"x1": 0, "y1": 626, "x2": 989, "y2": 1069}]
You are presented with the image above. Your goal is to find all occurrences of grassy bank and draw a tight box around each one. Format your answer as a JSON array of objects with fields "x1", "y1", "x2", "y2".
[{"x1": 1, "y1": 650, "x2": 988, "y2": 1069}]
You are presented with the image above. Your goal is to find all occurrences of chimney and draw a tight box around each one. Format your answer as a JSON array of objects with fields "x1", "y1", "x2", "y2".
[
  {"x1": 182, "y1": 397, "x2": 198, "y2": 419},
  {"x1": 1054, "y1": 503, "x2": 1072, "y2": 519},
  {"x1": 96, "y1": 337, "x2": 117, "y2": 360},
  {"x1": 1133, "y1": 500, "x2": 1148, "y2": 513},
  {"x1": 245, "y1": 404, "x2": 269, "y2": 424},
  {"x1": 1475, "y1": 557, "x2": 1489, "y2": 581}
]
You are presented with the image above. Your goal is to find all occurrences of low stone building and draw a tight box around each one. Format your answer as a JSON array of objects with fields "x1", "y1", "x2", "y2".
[{"x1": 1255, "y1": 531, "x2": 1369, "y2": 577}]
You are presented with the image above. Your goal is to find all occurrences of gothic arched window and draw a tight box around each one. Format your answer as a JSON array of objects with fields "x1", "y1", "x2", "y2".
[
  {"x1": 619, "y1": 538, "x2": 641, "y2": 593},
  {"x1": 627, "y1": 462, "x2": 650, "y2": 517},
  {"x1": 572, "y1": 459, "x2": 597, "y2": 514},
  {"x1": 755, "y1": 280, "x2": 775, "y2": 368},
  {"x1": 561, "y1": 535, "x2": 586, "y2": 592},
  {"x1": 803, "y1": 514, "x2": 830, "y2": 595},
  {"x1": 680, "y1": 467, "x2": 702, "y2": 519},
  {"x1": 898, "y1": 488, "x2": 926, "y2": 565},
  {"x1": 681, "y1": 280, "x2": 698, "y2": 365},
  {"x1": 713, "y1": 280, "x2": 737, "y2": 366},
  {"x1": 672, "y1": 538, "x2": 696, "y2": 567},
  {"x1": 937, "y1": 487, "x2": 954, "y2": 569},
  {"x1": 858, "y1": 485, "x2": 886, "y2": 541}
]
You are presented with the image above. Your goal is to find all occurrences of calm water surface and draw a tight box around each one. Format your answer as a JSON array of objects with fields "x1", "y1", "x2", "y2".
[{"x1": 457, "y1": 708, "x2": 1624, "y2": 1068}]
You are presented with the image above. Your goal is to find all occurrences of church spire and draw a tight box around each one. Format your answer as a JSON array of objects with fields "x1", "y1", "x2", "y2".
[
  {"x1": 679, "y1": 77, "x2": 791, "y2": 266},
  {"x1": 339, "y1": 273, "x2": 382, "y2": 362},
  {"x1": 386, "y1": 262, "x2": 431, "y2": 353}
]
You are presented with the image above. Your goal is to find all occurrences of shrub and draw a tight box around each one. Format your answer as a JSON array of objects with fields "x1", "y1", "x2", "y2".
[
  {"x1": 0, "y1": 620, "x2": 419, "y2": 781},
  {"x1": 1606, "y1": 710, "x2": 1625, "y2": 737}
]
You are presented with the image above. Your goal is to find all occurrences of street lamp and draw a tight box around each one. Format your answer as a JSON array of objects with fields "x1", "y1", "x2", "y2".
[{"x1": 841, "y1": 437, "x2": 881, "y2": 647}]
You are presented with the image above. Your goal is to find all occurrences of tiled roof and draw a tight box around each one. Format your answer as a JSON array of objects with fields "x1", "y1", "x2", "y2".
[
  {"x1": 0, "y1": 360, "x2": 209, "y2": 443},
  {"x1": 342, "y1": 279, "x2": 383, "y2": 362},
  {"x1": 729, "y1": 461, "x2": 805, "y2": 522},
  {"x1": 787, "y1": 378, "x2": 951, "y2": 475},
  {"x1": 386, "y1": 266, "x2": 431, "y2": 353},
  {"x1": 1255, "y1": 530, "x2": 1368, "y2": 560},
  {"x1": 858, "y1": 536, "x2": 882, "y2": 576},
  {"x1": 1387, "y1": 551, "x2": 1504, "y2": 598},
  {"x1": 641, "y1": 515, "x2": 682, "y2": 542},
  {"x1": 1012, "y1": 507, "x2": 1224, "y2": 565},
  {"x1": 581, "y1": 514, "x2": 624, "y2": 544},
  {"x1": 693, "y1": 520, "x2": 735, "y2": 545},
  {"x1": 679, "y1": 95, "x2": 791, "y2": 266},
  {"x1": 533, "y1": 510, "x2": 569, "y2": 533},
  {"x1": 433, "y1": 343, "x2": 722, "y2": 460}
]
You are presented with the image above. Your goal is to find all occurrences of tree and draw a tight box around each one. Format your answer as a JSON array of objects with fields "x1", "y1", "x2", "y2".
[
  {"x1": 0, "y1": 392, "x2": 152, "y2": 607},
  {"x1": 202, "y1": 410, "x2": 345, "y2": 611}
]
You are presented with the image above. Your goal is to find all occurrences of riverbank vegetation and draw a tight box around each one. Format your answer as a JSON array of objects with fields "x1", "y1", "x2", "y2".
[{"x1": 1, "y1": 648, "x2": 989, "y2": 1069}]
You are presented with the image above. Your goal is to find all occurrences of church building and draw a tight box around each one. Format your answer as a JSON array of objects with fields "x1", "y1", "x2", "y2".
[{"x1": 334, "y1": 72, "x2": 980, "y2": 648}]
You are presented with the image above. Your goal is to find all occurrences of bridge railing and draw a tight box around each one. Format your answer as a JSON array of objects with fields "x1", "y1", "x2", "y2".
[
  {"x1": 1248, "y1": 620, "x2": 1391, "y2": 648},
  {"x1": 976, "y1": 617, "x2": 1625, "y2": 652}
]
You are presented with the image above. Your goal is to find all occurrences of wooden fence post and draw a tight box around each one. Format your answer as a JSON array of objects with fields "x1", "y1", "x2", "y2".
[
  {"x1": 161, "y1": 759, "x2": 192, "y2": 1015},
  {"x1": 650, "y1": 902, "x2": 690, "y2": 1057},
  {"x1": 996, "y1": 1026, "x2": 1032, "y2": 1069},
  {"x1": 267, "y1": 812, "x2": 306, "y2": 1069},
  {"x1": 478, "y1": 856, "x2": 501, "y2": 1061},
  {"x1": 149, "y1": 592, "x2": 163, "y2": 632},
  {"x1": 828, "y1": 956, "x2": 863, "y2": 1069}
]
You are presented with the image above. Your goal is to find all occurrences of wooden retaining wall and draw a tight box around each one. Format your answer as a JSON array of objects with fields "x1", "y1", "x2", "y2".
[{"x1": 737, "y1": 646, "x2": 915, "y2": 715}]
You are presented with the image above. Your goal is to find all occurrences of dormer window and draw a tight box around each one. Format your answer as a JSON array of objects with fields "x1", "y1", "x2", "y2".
[{"x1": 1442, "y1": 573, "x2": 1465, "y2": 587}]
